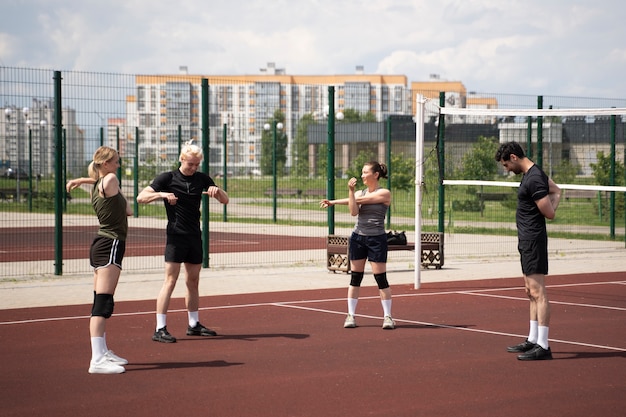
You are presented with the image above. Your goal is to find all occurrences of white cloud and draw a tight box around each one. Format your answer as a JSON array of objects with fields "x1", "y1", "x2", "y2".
[{"x1": 1, "y1": 0, "x2": 625, "y2": 97}]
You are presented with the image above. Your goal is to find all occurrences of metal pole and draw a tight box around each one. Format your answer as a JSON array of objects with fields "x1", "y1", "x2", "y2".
[
  {"x1": 28, "y1": 128, "x2": 32, "y2": 212},
  {"x1": 437, "y1": 92, "x2": 445, "y2": 233},
  {"x1": 63, "y1": 128, "x2": 67, "y2": 211},
  {"x1": 177, "y1": 124, "x2": 182, "y2": 167},
  {"x1": 537, "y1": 96, "x2": 543, "y2": 168},
  {"x1": 386, "y1": 117, "x2": 392, "y2": 229},
  {"x1": 526, "y1": 116, "x2": 532, "y2": 158},
  {"x1": 272, "y1": 120, "x2": 277, "y2": 223},
  {"x1": 414, "y1": 94, "x2": 425, "y2": 289},
  {"x1": 116, "y1": 126, "x2": 121, "y2": 183},
  {"x1": 201, "y1": 78, "x2": 210, "y2": 268},
  {"x1": 53, "y1": 70, "x2": 63, "y2": 275},
  {"x1": 222, "y1": 123, "x2": 228, "y2": 222},
  {"x1": 133, "y1": 126, "x2": 139, "y2": 217},
  {"x1": 16, "y1": 114, "x2": 20, "y2": 204},
  {"x1": 609, "y1": 114, "x2": 616, "y2": 238},
  {"x1": 327, "y1": 86, "x2": 336, "y2": 235}
]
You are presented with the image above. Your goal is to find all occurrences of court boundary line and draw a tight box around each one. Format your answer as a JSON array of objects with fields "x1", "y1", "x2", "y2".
[
  {"x1": 1, "y1": 278, "x2": 624, "y2": 353},
  {"x1": 275, "y1": 303, "x2": 626, "y2": 352},
  {"x1": 2, "y1": 279, "x2": 623, "y2": 326}
]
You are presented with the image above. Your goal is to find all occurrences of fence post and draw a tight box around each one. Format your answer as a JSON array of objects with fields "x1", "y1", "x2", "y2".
[
  {"x1": 201, "y1": 78, "x2": 210, "y2": 268},
  {"x1": 537, "y1": 96, "x2": 543, "y2": 168},
  {"x1": 222, "y1": 123, "x2": 228, "y2": 222},
  {"x1": 54, "y1": 70, "x2": 63, "y2": 275},
  {"x1": 610, "y1": 114, "x2": 616, "y2": 238},
  {"x1": 386, "y1": 117, "x2": 392, "y2": 229},
  {"x1": 133, "y1": 126, "x2": 139, "y2": 217},
  {"x1": 327, "y1": 86, "x2": 336, "y2": 235},
  {"x1": 437, "y1": 91, "x2": 445, "y2": 234}
]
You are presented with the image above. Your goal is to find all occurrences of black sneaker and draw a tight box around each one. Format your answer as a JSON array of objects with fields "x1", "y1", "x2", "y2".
[
  {"x1": 153, "y1": 326, "x2": 177, "y2": 343},
  {"x1": 187, "y1": 322, "x2": 217, "y2": 337},
  {"x1": 517, "y1": 345, "x2": 553, "y2": 361},
  {"x1": 506, "y1": 339, "x2": 536, "y2": 353}
]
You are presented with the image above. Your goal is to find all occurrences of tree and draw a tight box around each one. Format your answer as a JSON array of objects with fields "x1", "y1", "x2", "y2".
[
  {"x1": 590, "y1": 151, "x2": 624, "y2": 186},
  {"x1": 460, "y1": 136, "x2": 499, "y2": 181},
  {"x1": 345, "y1": 151, "x2": 414, "y2": 192},
  {"x1": 459, "y1": 136, "x2": 499, "y2": 216},
  {"x1": 339, "y1": 108, "x2": 377, "y2": 123},
  {"x1": 292, "y1": 113, "x2": 314, "y2": 177},
  {"x1": 260, "y1": 110, "x2": 287, "y2": 176}
]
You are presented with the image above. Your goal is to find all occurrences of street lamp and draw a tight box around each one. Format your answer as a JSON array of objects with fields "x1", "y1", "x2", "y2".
[
  {"x1": 5, "y1": 107, "x2": 20, "y2": 203},
  {"x1": 39, "y1": 120, "x2": 46, "y2": 191},
  {"x1": 264, "y1": 121, "x2": 283, "y2": 223}
]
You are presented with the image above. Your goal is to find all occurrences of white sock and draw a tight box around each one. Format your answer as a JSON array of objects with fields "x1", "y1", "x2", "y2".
[
  {"x1": 102, "y1": 332, "x2": 109, "y2": 352},
  {"x1": 91, "y1": 337, "x2": 106, "y2": 362},
  {"x1": 156, "y1": 314, "x2": 167, "y2": 331},
  {"x1": 537, "y1": 326, "x2": 550, "y2": 349},
  {"x1": 528, "y1": 320, "x2": 538, "y2": 343},
  {"x1": 188, "y1": 311, "x2": 199, "y2": 327},
  {"x1": 381, "y1": 299, "x2": 392, "y2": 317},
  {"x1": 347, "y1": 298, "x2": 358, "y2": 316}
]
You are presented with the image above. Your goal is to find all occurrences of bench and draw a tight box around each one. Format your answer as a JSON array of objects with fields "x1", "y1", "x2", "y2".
[
  {"x1": 0, "y1": 189, "x2": 71, "y2": 202},
  {"x1": 476, "y1": 192, "x2": 510, "y2": 201},
  {"x1": 304, "y1": 188, "x2": 326, "y2": 197},
  {"x1": 264, "y1": 188, "x2": 302, "y2": 197},
  {"x1": 564, "y1": 190, "x2": 605, "y2": 200},
  {"x1": 326, "y1": 232, "x2": 444, "y2": 273}
]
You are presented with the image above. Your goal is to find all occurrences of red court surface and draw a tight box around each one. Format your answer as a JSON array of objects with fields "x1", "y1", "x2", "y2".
[
  {"x1": 1, "y1": 272, "x2": 624, "y2": 416},
  {"x1": 0, "y1": 226, "x2": 325, "y2": 261}
]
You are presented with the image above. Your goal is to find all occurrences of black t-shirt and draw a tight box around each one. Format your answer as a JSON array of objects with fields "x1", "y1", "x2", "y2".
[
  {"x1": 516, "y1": 164, "x2": 549, "y2": 240},
  {"x1": 150, "y1": 169, "x2": 216, "y2": 236}
]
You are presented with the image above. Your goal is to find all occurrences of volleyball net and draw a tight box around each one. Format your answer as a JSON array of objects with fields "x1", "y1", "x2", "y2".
[{"x1": 411, "y1": 99, "x2": 626, "y2": 286}]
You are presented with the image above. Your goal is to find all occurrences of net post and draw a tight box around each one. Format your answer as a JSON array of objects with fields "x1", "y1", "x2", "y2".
[{"x1": 414, "y1": 94, "x2": 425, "y2": 289}]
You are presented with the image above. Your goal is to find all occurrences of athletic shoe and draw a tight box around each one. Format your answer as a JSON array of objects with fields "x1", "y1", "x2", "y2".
[
  {"x1": 382, "y1": 316, "x2": 395, "y2": 330},
  {"x1": 88, "y1": 357, "x2": 125, "y2": 374},
  {"x1": 103, "y1": 350, "x2": 128, "y2": 365},
  {"x1": 506, "y1": 339, "x2": 536, "y2": 353},
  {"x1": 153, "y1": 326, "x2": 177, "y2": 343},
  {"x1": 517, "y1": 345, "x2": 553, "y2": 361},
  {"x1": 187, "y1": 322, "x2": 217, "y2": 337},
  {"x1": 343, "y1": 314, "x2": 356, "y2": 328}
]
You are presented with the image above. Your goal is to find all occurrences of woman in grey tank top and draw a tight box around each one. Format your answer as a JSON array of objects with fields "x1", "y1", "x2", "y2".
[{"x1": 320, "y1": 161, "x2": 395, "y2": 330}]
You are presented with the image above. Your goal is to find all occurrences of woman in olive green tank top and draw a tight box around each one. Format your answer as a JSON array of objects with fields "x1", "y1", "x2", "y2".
[{"x1": 67, "y1": 146, "x2": 132, "y2": 374}]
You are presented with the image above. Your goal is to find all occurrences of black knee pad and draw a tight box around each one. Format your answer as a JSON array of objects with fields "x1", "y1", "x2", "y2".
[
  {"x1": 374, "y1": 273, "x2": 389, "y2": 290},
  {"x1": 350, "y1": 271, "x2": 365, "y2": 287},
  {"x1": 92, "y1": 293, "x2": 114, "y2": 318}
]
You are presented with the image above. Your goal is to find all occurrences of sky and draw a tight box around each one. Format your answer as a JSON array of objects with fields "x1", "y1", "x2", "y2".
[{"x1": 1, "y1": 0, "x2": 625, "y2": 99}]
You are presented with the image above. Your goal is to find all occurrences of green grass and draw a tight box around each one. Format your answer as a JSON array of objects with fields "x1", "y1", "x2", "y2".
[{"x1": 2, "y1": 177, "x2": 624, "y2": 242}]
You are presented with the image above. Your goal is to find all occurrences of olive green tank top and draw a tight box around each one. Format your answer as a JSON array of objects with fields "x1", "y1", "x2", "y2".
[{"x1": 91, "y1": 178, "x2": 128, "y2": 240}]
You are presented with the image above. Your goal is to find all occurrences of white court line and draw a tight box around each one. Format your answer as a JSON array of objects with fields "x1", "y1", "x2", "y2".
[
  {"x1": 457, "y1": 292, "x2": 626, "y2": 311},
  {"x1": 275, "y1": 303, "x2": 626, "y2": 353},
  {"x1": 2, "y1": 280, "x2": 624, "y2": 352}
]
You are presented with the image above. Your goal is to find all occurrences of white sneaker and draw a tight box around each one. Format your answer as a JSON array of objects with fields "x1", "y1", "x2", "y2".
[
  {"x1": 104, "y1": 350, "x2": 128, "y2": 365},
  {"x1": 89, "y1": 357, "x2": 125, "y2": 374},
  {"x1": 382, "y1": 316, "x2": 395, "y2": 330},
  {"x1": 344, "y1": 314, "x2": 356, "y2": 328}
]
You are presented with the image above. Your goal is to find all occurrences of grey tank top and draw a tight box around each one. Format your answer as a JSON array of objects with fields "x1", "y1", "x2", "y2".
[{"x1": 353, "y1": 189, "x2": 388, "y2": 236}]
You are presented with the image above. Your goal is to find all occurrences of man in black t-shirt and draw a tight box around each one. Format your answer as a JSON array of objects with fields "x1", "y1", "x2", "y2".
[
  {"x1": 495, "y1": 142, "x2": 561, "y2": 361},
  {"x1": 137, "y1": 142, "x2": 229, "y2": 343}
]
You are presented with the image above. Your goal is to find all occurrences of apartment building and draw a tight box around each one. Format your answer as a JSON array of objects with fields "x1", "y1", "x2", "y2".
[{"x1": 133, "y1": 64, "x2": 410, "y2": 175}]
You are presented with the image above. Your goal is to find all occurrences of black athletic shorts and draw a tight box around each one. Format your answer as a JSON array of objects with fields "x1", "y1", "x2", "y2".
[
  {"x1": 165, "y1": 234, "x2": 203, "y2": 264},
  {"x1": 349, "y1": 232, "x2": 388, "y2": 263},
  {"x1": 90, "y1": 236, "x2": 125, "y2": 270},
  {"x1": 518, "y1": 237, "x2": 548, "y2": 276}
]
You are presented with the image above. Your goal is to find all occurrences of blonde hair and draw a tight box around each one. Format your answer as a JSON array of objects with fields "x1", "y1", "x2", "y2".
[
  {"x1": 88, "y1": 146, "x2": 119, "y2": 180},
  {"x1": 179, "y1": 140, "x2": 203, "y2": 162}
]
